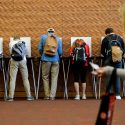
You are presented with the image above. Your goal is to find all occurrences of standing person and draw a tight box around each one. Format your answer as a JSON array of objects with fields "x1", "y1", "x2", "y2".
[
  {"x1": 101, "y1": 27, "x2": 125, "y2": 99},
  {"x1": 70, "y1": 39, "x2": 90, "y2": 100},
  {"x1": 7, "y1": 36, "x2": 34, "y2": 101},
  {"x1": 38, "y1": 28, "x2": 63, "y2": 100}
]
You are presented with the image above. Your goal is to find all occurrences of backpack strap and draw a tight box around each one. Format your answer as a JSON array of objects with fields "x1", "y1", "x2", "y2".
[
  {"x1": 107, "y1": 35, "x2": 122, "y2": 48},
  {"x1": 106, "y1": 35, "x2": 122, "y2": 55}
]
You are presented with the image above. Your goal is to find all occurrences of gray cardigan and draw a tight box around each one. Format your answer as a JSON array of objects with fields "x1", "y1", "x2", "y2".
[{"x1": 105, "y1": 66, "x2": 125, "y2": 80}]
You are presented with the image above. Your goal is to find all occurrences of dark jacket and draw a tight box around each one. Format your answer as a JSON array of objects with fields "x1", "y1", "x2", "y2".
[{"x1": 101, "y1": 34, "x2": 125, "y2": 64}]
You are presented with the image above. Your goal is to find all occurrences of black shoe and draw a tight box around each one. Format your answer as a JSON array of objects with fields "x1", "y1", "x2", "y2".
[
  {"x1": 27, "y1": 96, "x2": 34, "y2": 101},
  {"x1": 6, "y1": 97, "x2": 14, "y2": 102}
]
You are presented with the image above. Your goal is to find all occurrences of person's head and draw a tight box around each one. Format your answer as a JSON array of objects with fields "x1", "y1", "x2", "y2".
[
  {"x1": 13, "y1": 36, "x2": 20, "y2": 40},
  {"x1": 74, "y1": 39, "x2": 85, "y2": 47},
  {"x1": 47, "y1": 28, "x2": 55, "y2": 36},
  {"x1": 105, "y1": 27, "x2": 114, "y2": 35}
]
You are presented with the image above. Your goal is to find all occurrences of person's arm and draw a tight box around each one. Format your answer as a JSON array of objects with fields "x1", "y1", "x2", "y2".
[
  {"x1": 57, "y1": 38, "x2": 63, "y2": 56},
  {"x1": 70, "y1": 46, "x2": 75, "y2": 56},
  {"x1": 117, "y1": 68, "x2": 125, "y2": 80},
  {"x1": 120, "y1": 37, "x2": 125, "y2": 55},
  {"x1": 9, "y1": 41, "x2": 16, "y2": 54},
  {"x1": 95, "y1": 66, "x2": 125, "y2": 80},
  {"x1": 38, "y1": 36, "x2": 44, "y2": 55},
  {"x1": 70, "y1": 42, "x2": 76, "y2": 56},
  {"x1": 9, "y1": 42, "x2": 12, "y2": 54},
  {"x1": 101, "y1": 37, "x2": 108, "y2": 57},
  {"x1": 85, "y1": 44, "x2": 90, "y2": 57},
  {"x1": 101, "y1": 41, "x2": 105, "y2": 57}
]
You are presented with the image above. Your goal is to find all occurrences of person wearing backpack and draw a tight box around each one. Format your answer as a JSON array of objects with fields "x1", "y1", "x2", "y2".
[
  {"x1": 38, "y1": 28, "x2": 62, "y2": 100},
  {"x1": 7, "y1": 36, "x2": 34, "y2": 101},
  {"x1": 101, "y1": 27, "x2": 125, "y2": 100},
  {"x1": 70, "y1": 39, "x2": 90, "y2": 100}
]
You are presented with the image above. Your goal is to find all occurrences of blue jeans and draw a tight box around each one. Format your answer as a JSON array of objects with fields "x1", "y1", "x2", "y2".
[{"x1": 110, "y1": 62, "x2": 122, "y2": 95}]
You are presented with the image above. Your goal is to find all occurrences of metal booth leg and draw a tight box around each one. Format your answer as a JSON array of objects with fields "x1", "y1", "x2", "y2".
[
  {"x1": 2, "y1": 58, "x2": 8, "y2": 100},
  {"x1": 98, "y1": 77, "x2": 101, "y2": 99},
  {"x1": 36, "y1": 60, "x2": 42, "y2": 99},
  {"x1": 30, "y1": 58, "x2": 37, "y2": 99},
  {"x1": 98, "y1": 58, "x2": 103, "y2": 99},
  {"x1": 122, "y1": 59, "x2": 125, "y2": 97},
  {"x1": 62, "y1": 59, "x2": 70, "y2": 99},
  {"x1": 92, "y1": 74, "x2": 98, "y2": 99},
  {"x1": 122, "y1": 80, "x2": 125, "y2": 97},
  {"x1": 91, "y1": 59, "x2": 97, "y2": 99},
  {"x1": 2, "y1": 58, "x2": 11, "y2": 100}
]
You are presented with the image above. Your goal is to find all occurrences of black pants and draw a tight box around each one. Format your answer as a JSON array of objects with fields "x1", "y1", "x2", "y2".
[{"x1": 72, "y1": 61, "x2": 87, "y2": 83}]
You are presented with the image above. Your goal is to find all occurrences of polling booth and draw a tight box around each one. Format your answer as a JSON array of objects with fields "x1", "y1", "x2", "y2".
[
  {"x1": 61, "y1": 37, "x2": 98, "y2": 99},
  {"x1": 0, "y1": 38, "x2": 8, "y2": 99},
  {"x1": 6, "y1": 37, "x2": 37, "y2": 99},
  {"x1": 0, "y1": 37, "x2": 3, "y2": 56}
]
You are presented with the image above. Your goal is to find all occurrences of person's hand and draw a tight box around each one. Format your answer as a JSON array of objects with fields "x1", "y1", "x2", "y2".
[
  {"x1": 92, "y1": 66, "x2": 114, "y2": 77},
  {"x1": 92, "y1": 67, "x2": 107, "y2": 77}
]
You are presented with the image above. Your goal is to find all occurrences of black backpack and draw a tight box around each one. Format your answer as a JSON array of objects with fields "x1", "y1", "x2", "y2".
[
  {"x1": 73, "y1": 44, "x2": 86, "y2": 62},
  {"x1": 11, "y1": 41, "x2": 26, "y2": 61}
]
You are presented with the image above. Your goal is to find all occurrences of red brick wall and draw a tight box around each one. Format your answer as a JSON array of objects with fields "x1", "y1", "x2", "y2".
[
  {"x1": 0, "y1": 0, "x2": 125, "y2": 56},
  {"x1": 0, "y1": 0, "x2": 125, "y2": 98}
]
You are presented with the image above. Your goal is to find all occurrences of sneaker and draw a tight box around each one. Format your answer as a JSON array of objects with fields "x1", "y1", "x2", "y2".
[
  {"x1": 27, "y1": 96, "x2": 34, "y2": 101},
  {"x1": 116, "y1": 95, "x2": 121, "y2": 100},
  {"x1": 44, "y1": 97, "x2": 50, "y2": 100},
  {"x1": 82, "y1": 95, "x2": 86, "y2": 100},
  {"x1": 74, "y1": 95, "x2": 80, "y2": 100},
  {"x1": 6, "y1": 97, "x2": 14, "y2": 102},
  {"x1": 50, "y1": 97, "x2": 55, "y2": 100}
]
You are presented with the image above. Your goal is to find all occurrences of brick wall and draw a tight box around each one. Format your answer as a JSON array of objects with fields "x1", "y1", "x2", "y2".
[
  {"x1": 0, "y1": 0, "x2": 125, "y2": 98},
  {"x1": 0, "y1": 0, "x2": 125, "y2": 56}
]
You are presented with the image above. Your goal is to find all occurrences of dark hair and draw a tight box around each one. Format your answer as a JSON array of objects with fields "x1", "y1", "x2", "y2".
[
  {"x1": 105, "y1": 28, "x2": 114, "y2": 35},
  {"x1": 13, "y1": 36, "x2": 20, "y2": 40}
]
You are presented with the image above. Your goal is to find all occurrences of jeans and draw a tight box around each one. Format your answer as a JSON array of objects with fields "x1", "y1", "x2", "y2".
[{"x1": 110, "y1": 62, "x2": 122, "y2": 95}]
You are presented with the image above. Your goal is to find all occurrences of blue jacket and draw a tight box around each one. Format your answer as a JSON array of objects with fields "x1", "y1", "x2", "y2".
[{"x1": 38, "y1": 34, "x2": 63, "y2": 62}]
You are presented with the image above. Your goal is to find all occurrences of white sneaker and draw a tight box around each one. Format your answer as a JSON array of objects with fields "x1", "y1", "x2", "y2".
[
  {"x1": 82, "y1": 95, "x2": 86, "y2": 100},
  {"x1": 116, "y1": 95, "x2": 121, "y2": 100},
  {"x1": 74, "y1": 95, "x2": 80, "y2": 100}
]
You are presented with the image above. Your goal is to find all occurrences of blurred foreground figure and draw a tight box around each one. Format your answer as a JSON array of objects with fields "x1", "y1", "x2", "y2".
[{"x1": 93, "y1": 66, "x2": 125, "y2": 80}]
